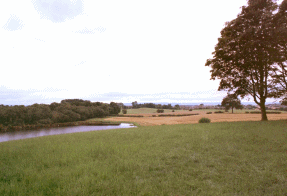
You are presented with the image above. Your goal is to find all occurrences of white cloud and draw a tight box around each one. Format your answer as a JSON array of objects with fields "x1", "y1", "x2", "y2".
[
  {"x1": 2, "y1": 0, "x2": 280, "y2": 106},
  {"x1": 2, "y1": 15, "x2": 24, "y2": 31},
  {"x1": 31, "y1": 0, "x2": 84, "y2": 23}
]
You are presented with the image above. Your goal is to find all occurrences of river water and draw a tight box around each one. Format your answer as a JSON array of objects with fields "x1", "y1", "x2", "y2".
[{"x1": 0, "y1": 123, "x2": 136, "y2": 143}]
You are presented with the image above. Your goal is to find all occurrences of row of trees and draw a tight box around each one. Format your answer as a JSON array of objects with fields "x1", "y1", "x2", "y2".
[
  {"x1": 206, "y1": 0, "x2": 287, "y2": 121},
  {"x1": 131, "y1": 101, "x2": 180, "y2": 110},
  {"x1": 0, "y1": 99, "x2": 121, "y2": 126}
]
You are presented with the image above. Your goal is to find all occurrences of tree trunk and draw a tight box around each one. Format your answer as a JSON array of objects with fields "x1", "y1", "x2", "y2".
[
  {"x1": 260, "y1": 100, "x2": 268, "y2": 121},
  {"x1": 232, "y1": 107, "x2": 234, "y2": 114}
]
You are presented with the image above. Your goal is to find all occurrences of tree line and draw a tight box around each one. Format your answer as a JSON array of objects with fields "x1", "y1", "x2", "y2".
[
  {"x1": 0, "y1": 99, "x2": 121, "y2": 127},
  {"x1": 131, "y1": 101, "x2": 180, "y2": 110}
]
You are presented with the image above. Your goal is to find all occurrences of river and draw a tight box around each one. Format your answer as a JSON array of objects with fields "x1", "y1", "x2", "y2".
[{"x1": 0, "y1": 123, "x2": 136, "y2": 143}]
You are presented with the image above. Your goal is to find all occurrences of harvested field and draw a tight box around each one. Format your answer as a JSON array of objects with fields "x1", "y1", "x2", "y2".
[{"x1": 106, "y1": 110, "x2": 287, "y2": 126}]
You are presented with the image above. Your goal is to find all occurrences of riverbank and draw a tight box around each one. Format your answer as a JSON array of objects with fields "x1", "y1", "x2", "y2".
[
  {"x1": 0, "y1": 123, "x2": 135, "y2": 143},
  {"x1": 0, "y1": 120, "x2": 121, "y2": 132}
]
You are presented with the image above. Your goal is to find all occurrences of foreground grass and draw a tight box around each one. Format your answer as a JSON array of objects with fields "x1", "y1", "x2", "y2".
[{"x1": 1, "y1": 121, "x2": 287, "y2": 195}]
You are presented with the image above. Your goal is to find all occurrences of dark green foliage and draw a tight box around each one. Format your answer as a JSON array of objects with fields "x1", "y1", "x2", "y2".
[
  {"x1": 249, "y1": 111, "x2": 281, "y2": 114},
  {"x1": 132, "y1": 101, "x2": 139, "y2": 109},
  {"x1": 132, "y1": 101, "x2": 178, "y2": 110},
  {"x1": 162, "y1": 104, "x2": 173, "y2": 109},
  {"x1": 117, "y1": 115, "x2": 144, "y2": 117},
  {"x1": 198, "y1": 117, "x2": 211, "y2": 123},
  {"x1": 189, "y1": 109, "x2": 193, "y2": 111},
  {"x1": 158, "y1": 113, "x2": 199, "y2": 117},
  {"x1": 109, "y1": 102, "x2": 121, "y2": 115},
  {"x1": 214, "y1": 111, "x2": 224, "y2": 113},
  {"x1": 174, "y1": 104, "x2": 180, "y2": 110},
  {"x1": 122, "y1": 109, "x2": 127, "y2": 114},
  {"x1": 157, "y1": 109, "x2": 164, "y2": 113},
  {"x1": 61, "y1": 99, "x2": 92, "y2": 107},
  {"x1": 206, "y1": 112, "x2": 212, "y2": 114},
  {"x1": 281, "y1": 98, "x2": 287, "y2": 106},
  {"x1": 221, "y1": 94, "x2": 244, "y2": 113},
  {"x1": 0, "y1": 99, "x2": 124, "y2": 131},
  {"x1": 205, "y1": 0, "x2": 287, "y2": 121}
]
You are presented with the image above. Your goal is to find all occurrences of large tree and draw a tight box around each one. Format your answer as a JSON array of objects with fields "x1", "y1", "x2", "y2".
[
  {"x1": 270, "y1": 0, "x2": 287, "y2": 98},
  {"x1": 205, "y1": 0, "x2": 287, "y2": 121}
]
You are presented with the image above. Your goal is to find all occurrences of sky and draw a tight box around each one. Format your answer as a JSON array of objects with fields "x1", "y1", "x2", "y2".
[{"x1": 0, "y1": 0, "x2": 283, "y2": 106}]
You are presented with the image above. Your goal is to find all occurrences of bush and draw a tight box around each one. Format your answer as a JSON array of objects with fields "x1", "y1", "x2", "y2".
[
  {"x1": 214, "y1": 111, "x2": 224, "y2": 113},
  {"x1": 157, "y1": 109, "x2": 164, "y2": 113},
  {"x1": 158, "y1": 113, "x2": 199, "y2": 117},
  {"x1": 250, "y1": 111, "x2": 261, "y2": 114},
  {"x1": 249, "y1": 111, "x2": 281, "y2": 114},
  {"x1": 172, "y1": 110, "x2": 175, "y2": 112},
  {"x1": 37, "y1": 118, "x2": 53, "y2": 125},
  {"x1": 198, "y1": 117, "x2": 211, "y2": 123},
  {"x1": 117, "y1": 115, "x2": 144, "y2": 117},
  {"x1": 152, "y1": 115, "x2": 157, "y2": 117},
  {"x1": 189, "y1": 109, "x2": 193, "y2": 111},
  {"x1": 206, "y1": 112, "x2": 212, "y2": 114},
  {"x1": 267, "y1": 111, "x2": 281, "y2": 114},
  {"x1": 245, "y1": 111, "x2": 250, "y2": 113},
  {"x1": 122, "y1": 109, "x2": 127, "y2": 114}
]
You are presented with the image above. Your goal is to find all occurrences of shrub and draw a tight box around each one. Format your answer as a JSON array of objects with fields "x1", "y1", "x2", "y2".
[
  {"x1": 250, "y1": 111, "x2": 281, "y2": 114},
  {"x1": 152, "y1": 115, "x2": 157, "y2": 117},
  {"x1": 206, "y1": 112, "x2": 212, "y2": 114},
  {"x1": 189, "y1": 109, "x2": 193, "y2": 111},
  {"x1": 267, "y1": 111, "x2": 281, "y2": 114},
  {"x1": 172, "y1": 110, "x2": 175, "y2": 112},
  {"x1": 250, "y1": 111, "x2": 261, "y2": 114},
  {"x1": 117, "y1": 115, "x2": 143, "y2": 117},
  {"x1": 158, "y1": 113, "x2": 199, "y2": 117},
  {"x1": 214, "y1": 111, "x2": 224, "y2": 113},
  {"x1": 122, "y1": 109, "x2": 127, "y2": 114},
  {"x1": 245, "y1": 111, "x2": 250, "y2": 113},
  {"x1": 157, "y1": 109, "x2": 164, "y2": 113},
  {"x1": 37, "y1": 118, "x2": 53, "y2": 125},
  {"x1": 198, "y1": 117, "x2": 211, "y2": 123}
]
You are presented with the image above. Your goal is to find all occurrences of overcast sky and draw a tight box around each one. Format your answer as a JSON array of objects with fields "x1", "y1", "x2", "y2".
[{"x1": 0, "y1": 0, "x2": 282, "y2": 105}]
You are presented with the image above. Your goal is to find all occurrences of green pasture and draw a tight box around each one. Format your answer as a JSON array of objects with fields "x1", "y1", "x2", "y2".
[
  {"x1": 1, "y1": 121, "x2": 287, "y2": 195},
  {"x1": 121, "y1": 107, "x2": 286, "y2": 115},
  {"x1": 120, "y1": 108, "x2": 177, "y2": 114}
]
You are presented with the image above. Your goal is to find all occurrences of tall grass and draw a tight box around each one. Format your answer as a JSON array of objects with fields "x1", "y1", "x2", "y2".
[{"x1": 1, "y1": 121, "x2": 287, "y2": 195}]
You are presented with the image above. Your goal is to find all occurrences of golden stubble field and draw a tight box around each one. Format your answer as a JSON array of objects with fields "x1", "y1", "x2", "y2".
[{"x1": 106, "y1": 110, "x2": 287, "y2": 126}]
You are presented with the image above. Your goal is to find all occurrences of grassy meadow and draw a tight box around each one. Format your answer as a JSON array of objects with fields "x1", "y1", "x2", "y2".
[
  {"x1": 119, "y1": 107, "x2": 287, "y2": 115},
  {"x1": 1, "y1": 120, "x2": 287, "y2": 195},
  {"x1": 119, "y1": 108, "x2": 173, "y2": 114}
]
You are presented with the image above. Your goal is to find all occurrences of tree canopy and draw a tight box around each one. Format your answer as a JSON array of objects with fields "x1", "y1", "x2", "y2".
[
  {"x1": 0, "y1": 99, "x2": 122, "y2": 129},
  {"x1": 205, "y1": 0, "x2": 287, "y2": 121},
  {"x1": 221, "y1": 94, "x2": 243, "y2": 113}
]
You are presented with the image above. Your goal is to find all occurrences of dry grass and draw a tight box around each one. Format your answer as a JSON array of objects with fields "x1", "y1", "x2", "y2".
[{"x1": 106, "y1": 110, "x2": 287, "y2": 126}]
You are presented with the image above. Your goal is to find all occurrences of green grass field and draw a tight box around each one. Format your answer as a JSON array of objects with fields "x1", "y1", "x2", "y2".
[
  {"x1": 120, "y1": 107, "x2": 286, "y2": 115},
  {"x1": 1, "y1": 121, "x2": 287, "y2": 195},
  {"x1": 120, "y1": 108, "x2": 176, "y2": 114}
]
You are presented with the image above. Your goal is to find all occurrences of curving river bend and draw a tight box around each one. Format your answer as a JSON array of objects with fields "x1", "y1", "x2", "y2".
[{"x1": 0, "y1": 123, "x2": 136, "y2": 143}]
